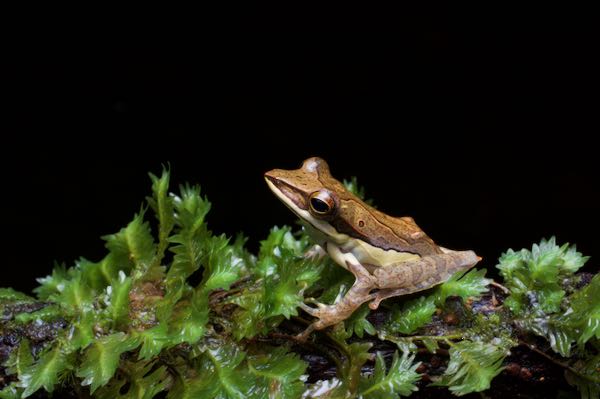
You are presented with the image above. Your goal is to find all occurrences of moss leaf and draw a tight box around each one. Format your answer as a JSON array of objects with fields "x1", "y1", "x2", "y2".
[
  {"x1": 167, "y1": 289, "x2": 209, "y2": 346},
  {"x1": 95, "y1": 360, "x2": 172, "y2": 399},
  {"x1": 34, "y1": 263, "x2": 72, "y2": 301},
  {"x1": 76, "y1": 332, "x2": 140, "y2": 393},
  {"x1": 5, "y1": 339, "x2": 33, "y2": 377},
  {"x1": 104, "y1": 212, "x2": 156, "y2": 279},
  {"x1": 435, "y1": 268, "x2": 491, "y2": 305},
  {"x1": 136, "y1": 323, "x2": 170, "y2": 361},
  {"x1": 169, "y1": 346, "x2": 253, "y2": 399},
  {"x1": 431, "y1": 340, "x2": 508, "y2": 395},
  {"x1": 159, "y1": 184, "x2": 211, "y2": 320},
  {"x1": 359, "y1": 351, "x2": 421, "y2": 398},
  {"x1": 388, "y1": 295, "x2": 437, "y2": 335},
  {"x1": 201, "y1": 234, "x2": 245, "y2": 293},
  {"x1": 248, "y1": 347, "x2": 308, "y2": 399},
  {"x1": 0, "y1": 385, "x2": 21, "y2": 399},
  {"x1": 345, "y1": 303, "x2": 376, "y2": 338},
  {"x1": 19, "y1": 345, "x2": 70, "y2": 397},
  {"x1": 147, "y1": 168, "x2": 175, "y2": 267},
  {"x1": 107, "y1": 272, "x2": 132, "y2": 329},
  {"x1": 497, "y1": 237, "x2": 589, "y2": 316}
]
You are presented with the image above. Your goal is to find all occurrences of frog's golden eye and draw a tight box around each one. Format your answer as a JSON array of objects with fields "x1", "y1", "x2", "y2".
[{"x1": 309, "y1": 191, "x2": 335, "y2": 216}]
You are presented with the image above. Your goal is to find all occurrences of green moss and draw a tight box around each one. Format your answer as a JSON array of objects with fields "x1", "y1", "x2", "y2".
[{"x1": 0, "y1": 170, "x2": 597, "y2": 398}]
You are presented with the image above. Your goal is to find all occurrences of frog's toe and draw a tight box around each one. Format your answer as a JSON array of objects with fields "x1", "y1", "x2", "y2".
[
  {"x1": 304, "y1": 297, "x2": 319, "y2": 305},
  {"x1": 299, "y1": 302, "x2": 324, "y2": 316},
  {"x1": 295, "y1": 324, "x2": 316, "y2": 341},
  {"x1": 369, "y1": 297, "x2": 383, "y2": 310},
  {"x1": 299, "y1": 302, "x2": 315, "y2": 313}
]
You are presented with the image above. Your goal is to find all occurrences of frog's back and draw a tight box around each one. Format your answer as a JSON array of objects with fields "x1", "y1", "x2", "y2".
[
  {"x1": 375, "y1": 212, "x2": 443, "y2": 256},
  {"x1": 313, "y1": 158, "x2": 443, "y2": 257},
  {"x1": 332, "y1": 193, "x2": 443, "y2": 256}
]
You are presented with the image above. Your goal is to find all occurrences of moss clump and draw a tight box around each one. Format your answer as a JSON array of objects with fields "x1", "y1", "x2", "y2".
[{"x1": 0, "y1": 169, "x2": 597, "y2": 398}]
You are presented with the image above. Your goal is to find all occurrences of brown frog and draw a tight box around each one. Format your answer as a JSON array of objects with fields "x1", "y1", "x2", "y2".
[{"x1": 265, "y1": 157, "x2": 480, "y2": 336}]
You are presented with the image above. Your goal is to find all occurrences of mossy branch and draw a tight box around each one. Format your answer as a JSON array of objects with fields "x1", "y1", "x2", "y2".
[{"x1": 0, "y1": 170, "x2": 597, "y2": 399}]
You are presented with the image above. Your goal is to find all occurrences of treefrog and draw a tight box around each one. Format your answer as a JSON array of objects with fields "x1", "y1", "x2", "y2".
[{"x1": 265, "y1": 157, "x2": 481, "y2": 336}]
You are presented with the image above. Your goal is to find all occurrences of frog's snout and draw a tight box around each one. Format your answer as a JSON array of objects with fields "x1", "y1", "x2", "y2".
[{"x1": 264, "y1": 169, "x2": 278, "y2": 183}]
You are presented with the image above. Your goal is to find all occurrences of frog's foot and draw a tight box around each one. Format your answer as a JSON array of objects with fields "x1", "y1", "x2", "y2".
[
  {"x1": 299, "y1": 301, "x2": 344, "y2": 324},
  {"x1": 300, "y1": 286, "x2": 376, "y2": 333}
]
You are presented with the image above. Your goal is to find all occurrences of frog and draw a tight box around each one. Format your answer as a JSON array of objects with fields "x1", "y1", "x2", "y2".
[{"x1": 264, "y1": 157, "x2": 481, "y2": 336}]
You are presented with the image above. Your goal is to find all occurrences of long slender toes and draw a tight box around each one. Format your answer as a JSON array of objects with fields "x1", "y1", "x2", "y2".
[{"x1": 299, "y1": 303, "x2": 318, "y2": 315}]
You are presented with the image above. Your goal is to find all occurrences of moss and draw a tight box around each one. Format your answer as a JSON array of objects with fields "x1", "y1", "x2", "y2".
[{"x1": 0, "y1": 170, "x2": 597, "y2": 398}]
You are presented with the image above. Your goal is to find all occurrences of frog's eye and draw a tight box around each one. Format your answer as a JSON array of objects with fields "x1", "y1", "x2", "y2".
[{"x1": 309, "y1": 191, "x2": 335, "y2": 217}]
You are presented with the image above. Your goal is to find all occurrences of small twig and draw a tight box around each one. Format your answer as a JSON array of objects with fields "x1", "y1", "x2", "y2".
[
  {"x1": 417, "y1": 347, "x2": 450, "y2": 356},
  {"x1": 379, "y1": 333, "x2": 463, "y2": 354},
  {"x1": 265, "y1": 332, "x2": 301, "y2": 342},
  {"x1": 521, "y1": 342, "x2": 599, "y2": 384},
  {"x1": 410, "y1": 334, "x2": 463, "y2": 341},
  {"x1": 230, "y1": 276, "x2": 253, "y2": 289},
  {"x1": 490, "y1": 280, "x2": 510, "y2": 294},
  {"x1": 209, "y1": 277, "x2": 256, "y2": 306},
  {"x1": 264, "y1": 331, "x2": 342, "y2": 369},
  {"x1": 209, "y1": 286, "x2": 246, "y2": 305}
]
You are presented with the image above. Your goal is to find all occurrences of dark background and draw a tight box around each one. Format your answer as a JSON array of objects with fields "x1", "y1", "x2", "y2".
[{"x1": 4, "y1": 32, "x2": 598, "y2": 294}]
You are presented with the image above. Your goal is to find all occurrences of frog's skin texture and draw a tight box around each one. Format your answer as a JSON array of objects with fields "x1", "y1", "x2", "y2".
[{"x1": 265, "y1": 157, "x2": 480, "y2": 336}]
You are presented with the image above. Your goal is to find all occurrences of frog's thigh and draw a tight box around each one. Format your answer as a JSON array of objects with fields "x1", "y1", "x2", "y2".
[
  {"x1": 373, "y1": 251, "x2": 479, "y2": 290},
  {"x1": 372, "y1": 262, "x2": 415, "y2": 289}
]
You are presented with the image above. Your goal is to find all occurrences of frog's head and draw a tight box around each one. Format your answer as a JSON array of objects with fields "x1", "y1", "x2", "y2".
[
  {"x1": 266, "y1": 157, "x2": 449, "y2": 257},
  {"x1": 265, "y1": 157, "x2": 347, "y2": 224}
]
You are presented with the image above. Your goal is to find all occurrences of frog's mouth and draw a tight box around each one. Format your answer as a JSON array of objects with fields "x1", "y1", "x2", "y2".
[
  {"x1": 265, "y1": 175, "x2": 349, "y2": 244},
  {"x1": 264, "y1": 175, "x2": 307, "y2": 212}
]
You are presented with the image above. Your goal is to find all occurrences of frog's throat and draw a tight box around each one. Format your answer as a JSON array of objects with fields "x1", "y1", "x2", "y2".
[{"x1": 266, "y1": 177, "x2": 351, "y2": 244}]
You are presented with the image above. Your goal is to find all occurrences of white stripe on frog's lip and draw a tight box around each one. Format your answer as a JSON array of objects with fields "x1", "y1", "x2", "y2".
[{"x1": 265, "y1": 177, "x2": 351, "y2": 244}]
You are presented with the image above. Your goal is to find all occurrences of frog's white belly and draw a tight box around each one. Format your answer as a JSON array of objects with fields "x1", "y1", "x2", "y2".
[
  {"x1": 340, "y1": 239, "x2": 420, "y2": 267},
  {"x1": 303, "y1": 219, "x2": 421, "y2": 268}
]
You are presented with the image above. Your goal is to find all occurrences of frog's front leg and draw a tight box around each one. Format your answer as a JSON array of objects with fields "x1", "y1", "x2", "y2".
[
  {"x1": 368, "y1": 249, "x2": 481, "y2": 309},
  {"x1": 304, "y1": 244, "x2": 327, "y2": 260},
  {"x1": 299, "y1": 244, "x2": 377, "y2": 334}
]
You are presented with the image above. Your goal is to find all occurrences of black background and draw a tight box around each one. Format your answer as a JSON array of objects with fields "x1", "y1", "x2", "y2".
[{"x1": 4, "y1": 32, "x2": 598, "y2": 294}]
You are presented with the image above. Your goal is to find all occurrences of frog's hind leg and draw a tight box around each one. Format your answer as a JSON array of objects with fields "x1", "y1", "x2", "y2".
[{"x1": 369, "y1": 250, "x2": 481, "y2": 309}]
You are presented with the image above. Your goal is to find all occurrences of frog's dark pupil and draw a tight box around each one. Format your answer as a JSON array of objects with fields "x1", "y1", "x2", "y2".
[{"x1": 311, "y1": 198, "x2": 330, "y2": 213}]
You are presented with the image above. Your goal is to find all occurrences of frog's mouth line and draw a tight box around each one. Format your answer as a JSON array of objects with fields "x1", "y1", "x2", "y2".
[
  {"x1": 264, "y1": 177, "x2": 307, "y2": 212},
  {"x1": 264, "y1": 176, "x2": 307, "y2": 217}
]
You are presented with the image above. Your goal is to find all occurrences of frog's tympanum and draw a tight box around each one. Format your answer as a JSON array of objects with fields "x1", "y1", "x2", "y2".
[{"x1": 265, "y1": 157, "x2": 481, "y2": 336}]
